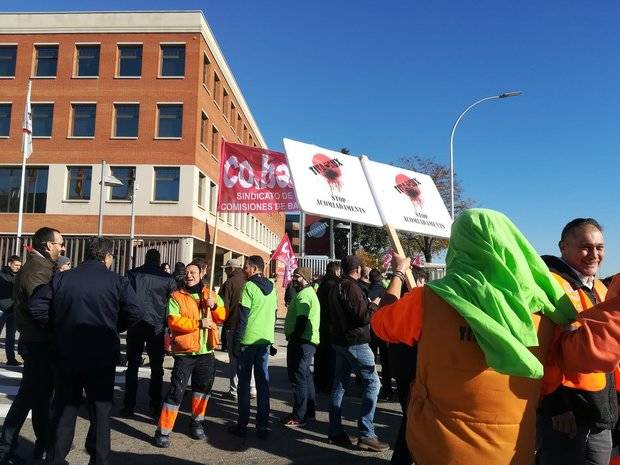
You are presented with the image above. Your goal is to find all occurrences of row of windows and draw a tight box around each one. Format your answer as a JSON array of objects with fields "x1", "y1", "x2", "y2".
[
  {"x1": 0, "y1": 43, "x2": 185, "y2": 79},
  {"x1": 0, "y1": 165, "x2": 277, "y2": 248},
  {"x1": 0, "y1": 101, "x2": 258, "y2": 150},
  {"x1": 0, "y1": 102, "x2": 181, "y2": 139}
]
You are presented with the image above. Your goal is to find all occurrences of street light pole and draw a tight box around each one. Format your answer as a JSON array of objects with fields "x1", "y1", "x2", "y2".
[
  {"x1": 128, "y1": 168, "x2": 137, "y2": 268},
  {"x1": 449, "y1": 91, "x2": 522, "y2": 218},
  {"x1": 97, "y1": 160, "x2": 106, "y2": 237}
]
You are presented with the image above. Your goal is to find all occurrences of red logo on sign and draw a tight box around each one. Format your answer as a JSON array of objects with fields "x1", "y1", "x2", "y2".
[
  {"x1": 309, "y1": 153, "x2": 343, "y2": 191},
  {"x1": 394, "y1": 174, "x2": 423, "y2": 206}
]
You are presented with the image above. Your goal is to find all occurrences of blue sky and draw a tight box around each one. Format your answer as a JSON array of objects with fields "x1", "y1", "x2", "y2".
[{"x1": 6, "y1": 1, "x2": 620, "y2": 274}]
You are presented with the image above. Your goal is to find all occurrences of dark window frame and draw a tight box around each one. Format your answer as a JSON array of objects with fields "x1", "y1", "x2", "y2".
[
  {"x1": 114, "y1": 104, "x2": 139, "y2": 138},
  {"x1": 0, "y1": 103, "x2": 11, "y2": 137},
  {"x1": 66, "y1": 165, "x2": 92, "y2": 200},
  {"x1": 153, "y1": 167, "x2": 180, "y2": 202},
  {"x1": 31, "y1": 103, "x2": 54, "y2": 137},
  {"x1": 117, "y1": 44, "x2": 142, "y2": 77},
  {"x1": 75, "y1": 44, "x2": 101, "y2": 77},
  {"x1": 0, "y1": 45, "x2": 17, "y2": 77},
  {"x1": 34, "y1": 45, "x2": 58, "y2": 77},
  {"x1": 160, "y1": 44, "x2": 185, "y2": 77},
  {"x1": 0, "y1": 166, "x2": 49, "y2": 213},
  {"x1": 71, "y1": 103, "x2": 96, "y2": 138},
  {"x1": 157, "y1": 104, "x2": 183, "y2": 138}
]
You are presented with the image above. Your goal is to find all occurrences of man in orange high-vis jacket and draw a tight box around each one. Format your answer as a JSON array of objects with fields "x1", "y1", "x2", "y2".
[
  {"x1": 538, "y1": 218, "x2": 614, "y2": 465},
  {"x1": 371, "y1": 209, "x2": 620, "y2": 465},
  {"x1": 154, "y1": 258, "x2": 227, "y2": 449}
]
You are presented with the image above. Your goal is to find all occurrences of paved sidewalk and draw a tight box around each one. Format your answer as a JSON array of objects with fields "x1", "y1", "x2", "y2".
[{"x1": 2, "y1": 319, "x2": 402, "y2": 464}]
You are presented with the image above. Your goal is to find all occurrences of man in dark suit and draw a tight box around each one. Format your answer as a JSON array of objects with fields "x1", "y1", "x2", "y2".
[
  {"x1": 29, "y1": 237, "x2": 145, "y2": 465},
  {"x1": 122, "y1": 249, "x2": 176, "y2": 418}
]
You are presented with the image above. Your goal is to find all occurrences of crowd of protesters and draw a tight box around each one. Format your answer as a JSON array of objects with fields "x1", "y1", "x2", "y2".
[{"x1": 2, "y1": 212, "x2": 620, "y2": 465}]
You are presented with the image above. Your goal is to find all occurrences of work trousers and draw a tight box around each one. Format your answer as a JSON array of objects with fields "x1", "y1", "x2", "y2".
[
  {"x1": 46, "y1": 363, "x2": 116, "y2": 465},
  {"x1": 157, "y1": 353, "x2": 215, "y2": 436},
  {"x1": 0, "y1": 341, "x2": 53, "y2": 462},
  {"x1": 124, "y1": 324, "x2": 165, "y2": 411},
  {"x1": 286, "y1": 340, "x2": 316, "y2": 421}
]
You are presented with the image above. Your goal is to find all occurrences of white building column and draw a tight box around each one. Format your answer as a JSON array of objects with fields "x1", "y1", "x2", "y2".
[{"x1": 179, "y1": 237, "x2": 194, "y2": 265}]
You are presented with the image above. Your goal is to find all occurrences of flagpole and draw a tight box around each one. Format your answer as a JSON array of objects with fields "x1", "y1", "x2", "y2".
[
  {"x1": 208, "y1": 212, "x2": 220, "y2": 290},
  {"x1": 359, "y1": 155, "x2": 416, "y2": 289},
  {"x1": 15, "y1": 80, "x2": 32, "y2": 255}
]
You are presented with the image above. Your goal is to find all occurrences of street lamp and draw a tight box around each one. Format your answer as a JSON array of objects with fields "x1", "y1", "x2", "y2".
[
  {"x1": 449, "y1": 91, "x2": 522, "y2": 218},
  {"x1": 97, "y1": 160, "x2": 123, "y2": 237}
]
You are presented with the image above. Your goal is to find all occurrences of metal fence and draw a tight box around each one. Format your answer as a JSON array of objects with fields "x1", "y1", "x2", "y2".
[
  {"x1": 0, "y1": 234, "x2": 182, "y2": 275},
  {"x1": 297, "y1": 255, "x2": 446, "y2": 281}
]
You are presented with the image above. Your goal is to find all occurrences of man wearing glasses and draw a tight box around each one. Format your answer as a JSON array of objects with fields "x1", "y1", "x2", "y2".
[{"x1": 0, "y1": 227, "x2": 64, "y2": 465}]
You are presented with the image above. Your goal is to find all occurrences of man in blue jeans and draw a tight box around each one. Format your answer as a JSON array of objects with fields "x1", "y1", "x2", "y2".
[
  {"x1": 228, "y1": 255, "x2": 277, "y2": 440},
  {"x1": 327, "y1": 255, "x2": 388, "y2": 452}
]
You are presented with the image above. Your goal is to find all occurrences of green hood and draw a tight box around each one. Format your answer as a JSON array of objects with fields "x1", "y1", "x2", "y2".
[{"x1": 427, "y1": 208, "x2": 576, "y2": 379}]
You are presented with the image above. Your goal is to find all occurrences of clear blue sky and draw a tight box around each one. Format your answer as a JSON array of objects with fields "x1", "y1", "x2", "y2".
[{"x1": 7, "y1": 1, "x2": 620, "y2": 274}]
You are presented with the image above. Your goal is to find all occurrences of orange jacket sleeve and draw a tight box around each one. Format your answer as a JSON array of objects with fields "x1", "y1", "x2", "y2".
[
  {"x1": 166, "y1": 296, "x2": 199, "y2": 334},
  {"x1": 370, "y1": 287, "x2": 424, "y2": 346},
  {"x1": 556, "y1": 294, "x2": 620, "y2": 373}
]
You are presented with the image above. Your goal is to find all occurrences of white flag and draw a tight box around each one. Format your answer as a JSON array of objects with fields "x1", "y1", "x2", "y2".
[{"x1": 22, "y1": 81, "x2": 32, "y2": 159}]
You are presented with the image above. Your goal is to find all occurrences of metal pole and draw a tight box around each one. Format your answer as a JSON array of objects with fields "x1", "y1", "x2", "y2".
[
  {"x1": 128, "y1": 169, "x2": 137, "y2": 268},
  {"x1": 329, "y1": 218, "x2": 335, "y2": 259},
  {"x1": 97, "y1": 160, "x2": 105, "y2": 237},
  {"x1": 208, "y1": 212, "x2": 220, "y2": 290},
  {"x1": 348, "y1": 222, "x2": 352, "y2": 255},
  {"x1": 449, "y1": 91, "x2": 522, "y2": 219},
  {"x1": 299, "y1": 212, "x2": 305, "y2": 257},
  {"x1": 15, "y1": 155, "x2": 28, "y2": 255}
]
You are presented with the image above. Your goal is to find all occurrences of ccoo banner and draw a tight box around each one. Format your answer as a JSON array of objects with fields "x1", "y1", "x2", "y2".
[{"x1": 217, "y1": 141, "x2": 299, "y2": 213}]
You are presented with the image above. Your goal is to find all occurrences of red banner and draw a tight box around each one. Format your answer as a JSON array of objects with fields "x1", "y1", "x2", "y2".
[
  {"x1": 217, "y1": 141, "x2": 298, "y2": 213},
  {"x1": 271, "y1": 233, "x2": 298, "y2": 287}
]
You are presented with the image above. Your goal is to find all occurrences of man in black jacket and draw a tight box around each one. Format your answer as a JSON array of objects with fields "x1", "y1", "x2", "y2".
[
  {"x1": 122, "y1": 249, "x2": 176, "y2": 418},
  {"x1": 538, "y1": 218, "x2": 614, "y2": 465},
  {"x1": 0, "y1": 255, "x2": 22, "y2": 366},
  {"x1": 29, "y1": 237, "x2": 145, "y2": 465},
  {"x1": 0, "y1": 227, "x2": 63, "y2": 465},
  {"x1": 314, "y1": 261, "x2": 340, "y2": 393},
  {"x1": 327, "y1": 255, "x2": 388, "y2": 452}
]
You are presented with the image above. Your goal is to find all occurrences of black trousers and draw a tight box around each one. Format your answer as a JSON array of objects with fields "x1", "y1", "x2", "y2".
[
  {"x1": 313, "y1": 338, "x2": 334, "y2": 393},
  {"x1": 0, "y1": 341, "x2": 53, "y2": 461},
  {"x1": 47, "y1": 363, "x2": 116, "y2": 465},
  {"x1": 286, "y1": 340, "x2": 316, "y2": 420},
  {"x1": 124, "y1": 324, "x2": 165, "y2": 410}
]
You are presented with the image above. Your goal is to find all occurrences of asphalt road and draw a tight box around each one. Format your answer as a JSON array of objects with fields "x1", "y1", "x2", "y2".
[{"x1": 1, "y1": 319, "x2": 402, "y2": 464}]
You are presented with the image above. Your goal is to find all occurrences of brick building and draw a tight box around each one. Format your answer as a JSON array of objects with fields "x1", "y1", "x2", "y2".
[{"x1": 0, "y1": 11, "x2": 284, "y2": 281}]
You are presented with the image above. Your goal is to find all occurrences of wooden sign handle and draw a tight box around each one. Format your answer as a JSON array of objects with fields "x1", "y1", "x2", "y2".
[{"x1": 384, "y1": 223, "x2": 416, "y2": 290}]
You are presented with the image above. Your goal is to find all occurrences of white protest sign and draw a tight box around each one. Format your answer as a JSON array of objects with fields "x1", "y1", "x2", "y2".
[
  {"x1": 283, "y1": 138, "x2": 382, "y2": 227},
  {"x1": 361, "y1": 158, "x2": 452, "y2": 238}
]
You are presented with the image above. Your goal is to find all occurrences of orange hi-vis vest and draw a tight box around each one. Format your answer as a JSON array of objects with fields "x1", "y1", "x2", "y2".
[
  {"x1": 168, "y1": 287, "x2": 223, "y2": 354},
  {"x1": 541, "y1": 272, "x2": 608, "y2": 395}
]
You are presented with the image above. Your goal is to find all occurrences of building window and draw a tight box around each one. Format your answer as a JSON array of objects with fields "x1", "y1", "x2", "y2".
[
  {"x1": 0, "y1": 46, "x2": 17, "y2": 77},
  {"x1": 31, "y1": 103, "x2": 53, "y2": 137},
  {"x1": 71, "y1": 104, "x2": 96, "y2": 137},
  {"x1": 34, "y1": 45, "x2": 58, "y2": 77},
  {"x1": 198, "y1": 172, "x2": 206, "y2": 207},
  {"x1": 209, "y1": 181, "x2": 217, "y2": 214},
  {"x1": 117, "y1": 45, "x2": 142, "y2": 77},
  {"x1": 200, "y1": 112, "x2": 208, "y2": 146},
  {"x1": 154, "y1": 167, "x2": 179, "y2": 201},
  {"x1": 202, "y1": 54, "x2": 210, "y2": 87},
  {"x1": 223, "y1": 89, "x2": 230, "y2": 120},
  {"x1": 236, "y1": 114, "x2": 242, "y2": 135},
  {"x1": 160, "y1": 45, "x2": 185, "y2": 77},
  {"x1": 242, "y1": 124, "x2": 248, "y2": 143},
  {"x1": 211, "y1": 125, "x2": 219, "y2": 157},
  {"x1": 0, "y1": 166, "x2": 48, "y2": 213},
  {"x1": 230, "y1": 102, "x2": 236, "y2": 129},
  {"x1": 75, "y1": 45, "x2": 100, "y2": 77},
  {"x1": 66, "y1": 166, "x2": 92, "y2": 200},
  {"x1": 213, "y1": 73, "x2": 221, "y2": 105},
  {"x1": 109, "y1": 166, "x2": 135, "y2": 200},
  {"x1": 114, "y1": 104, "x2": 139, "y2": 137},
  {"x1": 157, "y1": 104, "x2": 182, "y2": 138},
  {"x1": 0, "y1": 104, "x2": 11, "y2": 137}
]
